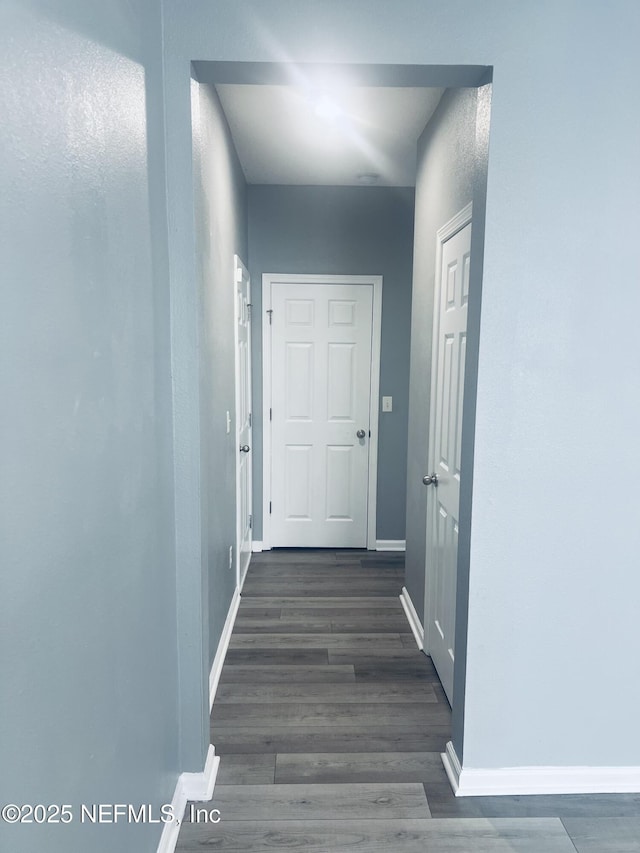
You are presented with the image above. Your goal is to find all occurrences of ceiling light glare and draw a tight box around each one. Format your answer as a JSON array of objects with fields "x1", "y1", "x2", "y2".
[{"x1": 314, "y1": 94, "x2": 342, "y2": 122}]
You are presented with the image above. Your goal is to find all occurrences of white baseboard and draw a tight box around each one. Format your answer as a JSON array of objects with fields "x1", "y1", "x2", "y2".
[
  {"x1": 376, "y1": 539, "x2": 406, "y2": 551},
  {"x1": 180, "y1": 745, "x2": 219, "y2": 801},
  {"x1": 257, "y1": 540, "x2": 402, "y2": 552},
  {"x1": 157, "y1": 581, "x2": 241, "y2": 852},
  {"x1": 399, "y1": 586, "x2": 424, "y2": 650},
  {"x1": 209, "y1": 587, "x2": 241, "y2": 711},
  {"x1": 442, "y1": 740, "x2": 640, "y2": 796},
  {"x1": 441, "y1": 741, "x2": 463, "y2": 794},
  {"x1": 157, "y1": 744, "x2": 219, "y2": 853}
]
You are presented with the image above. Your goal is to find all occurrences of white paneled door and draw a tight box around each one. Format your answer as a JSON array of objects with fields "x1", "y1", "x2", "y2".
[
  {"x1": 425, "y1": 212, "x2": 472, "y2": 705},
  {"x1": 267, "y1": 279, "x2": 377, "y2": 548},
  {"x1": 235, "y1": 255, "x2": 252, "y2": 588}
]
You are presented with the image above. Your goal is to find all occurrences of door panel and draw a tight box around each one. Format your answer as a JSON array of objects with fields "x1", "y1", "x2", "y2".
[
  {"x1": 286, "y1": 343, "x2": 314, "y2": 419},
  {"x1": 269, "y1": 282, "x2": 373, "y2": 548},
  {"x1": 327, "y1": 343, "x2": 356, "y2": 421},
  {"x1": 285, "y1": 445, "x2": 312, "y2": 520},
  {"x1": 426, "y1": 219, "x2": 471, "y2": 704},
  {"x1": 326, "y1": 445, "x2": 354, "y2": 520}
]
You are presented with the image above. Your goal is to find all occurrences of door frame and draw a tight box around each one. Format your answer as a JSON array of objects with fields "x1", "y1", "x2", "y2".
[
  {"x1": 262, "y1": 273, "x2": 383, "y2": 551},
  {"x1": 424, "y1": 202, "x2": 473, "y2": 693},
  {"x1": 234, "y1": 254, "x2": 252, "y2": 590}
]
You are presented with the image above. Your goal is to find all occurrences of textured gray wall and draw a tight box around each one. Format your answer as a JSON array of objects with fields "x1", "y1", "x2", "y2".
[
  {"x1": 0, "y1": 2, "x2": 178, "y2": 851},
  {"x1": 404, "y1": 87, "x2": 490, "y2": 760},
  {"x1": 405, "y1": 88, "x2": 478, "y2": 624},
  {"x1": 193, "y1": 82, "x2": 248, "y2": 664},
  {"x1": 248, "y1": 185, "x2": 415, "y2": 542},
  {"x1": 4, "y1": 7, "x2": 638, "y2": 851}
]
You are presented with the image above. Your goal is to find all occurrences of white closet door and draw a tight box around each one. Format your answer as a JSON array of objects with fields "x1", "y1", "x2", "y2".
[
  {"x1": 270, "y1": 282, "x2": 374, "y2": 548},
  {"x1": 426, "y1": 220, "x2": 471, "y2": 704}
]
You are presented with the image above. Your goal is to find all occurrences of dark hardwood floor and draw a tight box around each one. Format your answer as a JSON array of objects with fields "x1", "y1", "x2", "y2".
[{"x1": 176, "y1": 550, "x2": 640, "y2": 852}]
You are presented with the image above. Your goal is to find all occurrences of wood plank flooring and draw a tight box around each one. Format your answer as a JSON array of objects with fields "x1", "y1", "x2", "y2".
[{"x1": 176, "y1": 549, "x2": 640, "y2": 852}]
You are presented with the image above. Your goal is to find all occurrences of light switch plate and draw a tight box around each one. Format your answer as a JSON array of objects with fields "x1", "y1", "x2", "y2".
[{"x1": 382, "y1": 396, "x2": 393, "y2": 412}]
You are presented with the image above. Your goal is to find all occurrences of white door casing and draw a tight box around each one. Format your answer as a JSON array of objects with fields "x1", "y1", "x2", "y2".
[
  {"x1": 234, "y1": 255, "x2": 252, "y2": 589},
  {"x1": 425, "y1": 205, "x2": 472, "y2": 705},
  {"x1": 262, "y1": 274, "x2": 382, "y2": 550}
]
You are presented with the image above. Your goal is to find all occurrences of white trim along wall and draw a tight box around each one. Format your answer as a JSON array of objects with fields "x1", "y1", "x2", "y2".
[
  {"x1": 442, "y1": 741, "x2": 640, "y2": 797},
  {"x1": 208, "y1": 587, "x2": 241, "y2": 711},
  {"x1": 399, "y1": 585, "x2": 424, "y2": 651},
  {"x1": 158, "y1": 580, "x2": 244, "y2": 851},
  {"x1": 156, "y1": 745, "x2": 219, "y2": 853},
  {"x1": 376, "y1": 540, "x2": 406, "y2": 551}
]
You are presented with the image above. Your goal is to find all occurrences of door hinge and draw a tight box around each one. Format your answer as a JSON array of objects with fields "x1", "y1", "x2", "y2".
[
  {"x1": 269, "y1": 407, "x2": 272, "y2": 421},
  {"x1": 249, "y1": 514, "x2": 252, "y2": 529},
  {"x1": 267, "y1": 309, "x2": 273, "y2": 324},
  {"x1": 249, "y1": 412, "x2": 252, "y2": 427},
  {"x1": 269, "y1": 501, "x2": 272, "y2": 514},
  {"x1": 247, "y1": 302, "x2": 253, "y2": 320}
]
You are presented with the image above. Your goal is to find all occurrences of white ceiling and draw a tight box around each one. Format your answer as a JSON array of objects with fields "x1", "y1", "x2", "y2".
[{"x1": 215, "y1": 84, "x2": 444, "y2": 187}]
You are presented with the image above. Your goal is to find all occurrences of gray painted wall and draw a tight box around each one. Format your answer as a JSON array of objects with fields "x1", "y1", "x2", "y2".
[
  {"x1": 3, "y1": 5, "x2": 639, "y2": 849},
  {"x1": 405, "y1": 88, "x2": 479, "y2": 628},
  {"x1": 164, "y1": 0, "x2": 640, "y2": 775},
  {"x1": 248, "y1": 185, "x2": 415, "y2": 542},
  {"x1": 0, "y1": 2, "x2": 178, "y2": 852},
  {"x1": 192, "y1": 83, "x2": 248, "y2": 666},
  {"x1": 404, "y1": 86, "x2": 489, "y2": 760}
]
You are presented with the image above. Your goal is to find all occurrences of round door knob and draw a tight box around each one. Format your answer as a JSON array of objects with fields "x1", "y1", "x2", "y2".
[
  {"x1": 240, "y1": 444, "x2": 250, "y2": 453},
  {"x1": 423, "y1": 473, "x2": 438, "y2": 486},
  {"x1": 356, "y1": 429, "x2": 366, "y2": 439}
]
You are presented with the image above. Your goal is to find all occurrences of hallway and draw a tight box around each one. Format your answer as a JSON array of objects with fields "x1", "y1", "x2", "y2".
[{"x1": 174, "y1": 551, "x2": 638, "y2": 852}]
